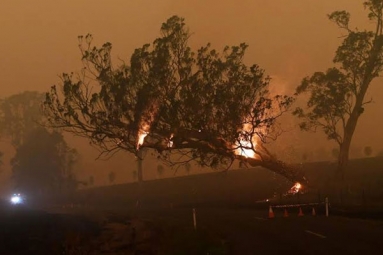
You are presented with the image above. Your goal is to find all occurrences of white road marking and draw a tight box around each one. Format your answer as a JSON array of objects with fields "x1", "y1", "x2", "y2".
[
  {"x1": 305, "y1": 230, "x2": 327, "y2": 239},
  {"x1": 254, "y1": 217, "x2": 266, "y2": 221}
]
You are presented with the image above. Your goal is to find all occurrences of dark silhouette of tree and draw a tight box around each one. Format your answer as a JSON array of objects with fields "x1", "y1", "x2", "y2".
[
  {"x1": 184, "y1": 162, "x2": 191, "y2": 175},
  {"x1": 132, "y1": 170, "x2": 138, "y2": 182},
  {"x1": 89, "y1": 175, "x2": 94, "y2": 186},
  {"x1": 364, "y1": 146, "x2": 373, "y2": 157},
  {"x1": 0, "y1": 151, "x2": 3, "y2": 173},
  {"x1": 43, "y1": 16, "x2": 304, "y2": 184},
  {"x1": 0, "y1": 91, "x2": 79, "y2": 195},
  {"x1": 0, "y1": 91, "x2": 45, "y2": 147},
  {"x1": 331, "y1": 148, "x2": 340, "y2": 160},
  {"x1": 11, "y1": 127, "x2": 78, "y2": 195},
  {"x1": 156, "y1": 164, "x2": 164, "y2": 179},
  {"x1": 294, "y1": 1, "x2": 383, "y2": 179},
  {"x1": 108, "y1": 171, "x2": 116, "y2": 185}
]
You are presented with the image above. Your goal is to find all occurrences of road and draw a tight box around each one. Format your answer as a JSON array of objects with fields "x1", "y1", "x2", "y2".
[
  {"x1": 2, "y1": 203, "x2": 383, "y2": 254},
  {"x1": 134, "y1": 206, "x2": 383, "y2": 254}
]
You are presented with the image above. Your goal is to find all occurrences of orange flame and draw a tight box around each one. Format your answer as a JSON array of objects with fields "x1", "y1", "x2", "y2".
[
  {"x1": 234, "y1": 124, "x2": 258, "y2": 159},
  {"x1": 288, "y1": 182, "x2": 302, "y2": 194},
  {"x1": 167, "y1": 133, "x2": 174, "y2": 148},
  {"x1": 136, "y1": 100, "x2": 159, "y2": 150},
  {"x1": 137, "y1": 123, "x2": 150, "y2": 150}
]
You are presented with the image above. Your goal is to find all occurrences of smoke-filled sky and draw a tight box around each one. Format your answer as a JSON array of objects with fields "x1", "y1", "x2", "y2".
[{"x1": 0, "y1": 1, "x2": 382, "y2": 188}]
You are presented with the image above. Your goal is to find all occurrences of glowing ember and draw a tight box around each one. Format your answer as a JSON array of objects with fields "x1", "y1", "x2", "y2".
[{"x1": 288, "y1": 182, "x2": 302, "y2": 194}]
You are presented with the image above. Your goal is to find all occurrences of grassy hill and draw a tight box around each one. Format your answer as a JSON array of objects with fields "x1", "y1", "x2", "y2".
[
  {"x1": 302, "y1": 156, "x2": 383, "y2": 206},
  {"x1": 77, "y1": 156, "x2": 383, "y2": 209},
  {"x1": 79, "y1": 166, "x2": 292, "y2": 209}
]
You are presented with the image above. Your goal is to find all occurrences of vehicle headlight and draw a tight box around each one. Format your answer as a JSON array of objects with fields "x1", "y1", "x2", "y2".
[{"x1": 10, "y1": 194, "x2": 23, "y2": 205}]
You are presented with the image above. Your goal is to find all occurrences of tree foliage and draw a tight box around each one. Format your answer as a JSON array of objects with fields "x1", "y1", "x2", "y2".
[
  {"x1": 0, "y1": 91, "x2": 45, "y2": 147},
  {"x1": 0, "y1": 151, "x2": 3, "y2": 172},
  {"x1": 0, "y1": 91, "x2": 79, "y2": 194},
  {"x1": 364, "y1": 146, "x2": 373, "y2": 157},
  {"x1": 108, "y1": 171, "x2": 116, "y2": 184},
  {"x1": 157, "y1": 164, "x2": 165, "y2": 178},
  {"x1": 43, "y1": 16, "x2": 304, "y2": 183},
  {"x1": 294, "y1": 1, "x2": 383, "y2": 177},
  {"x1": 184, "y1": 162, "x2": 191, "y2": 175},
  {"x1": 89, "y1": 175, "x2": 94, "y2": 186},
  {"x1": 332, "y1": 148, "x2": 340, "y2": 159},
  {"x1": 11, "y1": 127, "x2": 78, "y2": 194}
]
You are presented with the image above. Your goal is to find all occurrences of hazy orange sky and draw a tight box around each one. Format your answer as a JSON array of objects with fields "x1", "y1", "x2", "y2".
[{"x1": 0, "y1": 1, "x2": 382, "y2": 190}]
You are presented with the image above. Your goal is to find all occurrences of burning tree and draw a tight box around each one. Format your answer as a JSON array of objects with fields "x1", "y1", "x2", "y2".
[
  {"x1": 43, "y1": 16, "x2": 305, "y2": 185},
  {"x1": 294, "y1": 1, "x2": 383, "y2": 179}
]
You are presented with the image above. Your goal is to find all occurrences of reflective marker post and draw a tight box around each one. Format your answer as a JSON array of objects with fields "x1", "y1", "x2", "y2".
[
  {"x1": 193, "y1": 208, "x2": 197, "y2": 230},
  {"x1": 325, "y1": 197, "x2": 329, "y2": 217}
]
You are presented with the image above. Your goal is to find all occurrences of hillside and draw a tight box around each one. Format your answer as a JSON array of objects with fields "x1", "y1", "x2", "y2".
[
  {"x1": 77, "y1": 157, "x2": 383, "y2": 208},
  {"x1": 79, "y1": 166, "x2": 292, "y2": 208}
]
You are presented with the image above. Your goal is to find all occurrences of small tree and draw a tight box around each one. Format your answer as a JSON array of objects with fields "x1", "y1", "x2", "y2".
[
  {"x1": 184, "y1": 162, "x2": 191, "y2": 175},
  {"x1": 364, "y1": 146, "x2": 373, "y2": 157},
  {"x1": 157, "y1": 164, "x2": 164, "y2": 179},
  {"x1": 0, "y1": 151, "x2": 3, "y2": 166},
  {"x1": 332, "y1": 148, "x2": 339, "y2": 160},
  {"x1": 108, "y1": 171, "x2": 116, "y2": 185},
  {"x1": 294, "y1": 1, "x2": 383, "y2": 179},
  {"x1": 89, "y1": 175, "x2": 94, "y2": 186},
  {"x1": 132, "y1": 170, "x2": 138, "y2": 182}
]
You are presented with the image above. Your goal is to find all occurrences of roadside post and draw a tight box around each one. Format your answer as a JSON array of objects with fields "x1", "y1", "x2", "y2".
[
  {"x1": 193, "y1": 208, "x2": 197, "y2": 230},
  {"x1": 325, "y1": 197, "x2": 329, "y2": 217}
]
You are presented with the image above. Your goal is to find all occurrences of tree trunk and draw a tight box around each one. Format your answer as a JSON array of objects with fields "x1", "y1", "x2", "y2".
[
  {"x1": 337, "y1": 140, "x2": 350, "y2": 181},
  {"x1": 336, "y1": 17, "x2": 383, "y2": 180},
  {"x1": 134, "y1": 150, "x2": 144, "y2": 208},
  {"x1": 338, "y1": 81, "x2": 368, "y2": 180},
  {"x1": 137, "y1": 149, "x2": 143, "y2": 183},
  {"x1": 245, "y1": 156, "x2": 307, "y2": 185}
]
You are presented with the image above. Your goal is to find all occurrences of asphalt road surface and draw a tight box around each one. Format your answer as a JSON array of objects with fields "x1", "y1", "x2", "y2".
[
  {"x1": 136, "y1": 206, "x2": 383, "y2": 255},
  {"x1": 1, "y1": 203, "x2": 383, "y2": 254}
]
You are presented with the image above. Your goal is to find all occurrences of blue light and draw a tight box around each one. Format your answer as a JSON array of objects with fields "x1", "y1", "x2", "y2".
[{"x1": 10, "y1": 194, "x2": 23, "y2": 205}]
